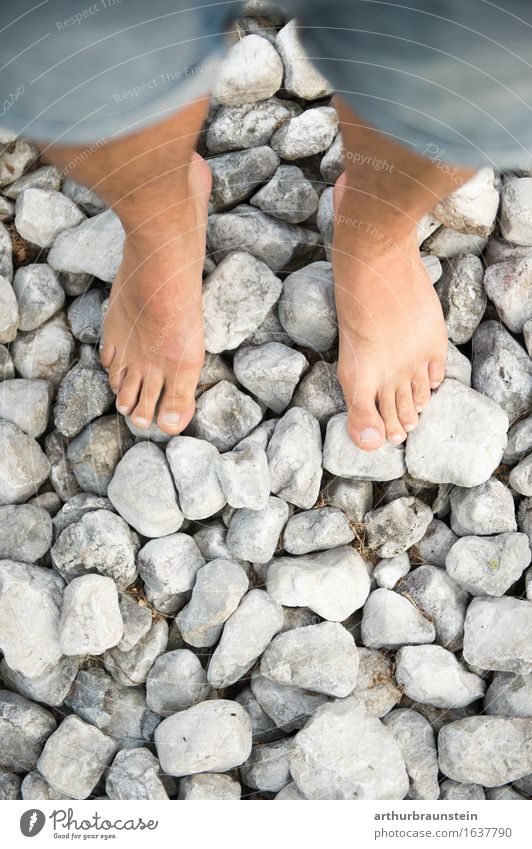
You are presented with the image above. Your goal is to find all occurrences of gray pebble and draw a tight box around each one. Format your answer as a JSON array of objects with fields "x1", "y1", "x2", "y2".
[
  {"x1": 11, "y1": 312, "x2": 75, "y2": 387},
  {"x1": 188, "y1": 380, "x2": 263, "y2": 451},
  {"x1": 449, "y1": 477, "x2": 517, "y2": 536},
  {"x1": 154, "y1": 699, "x2": 252, "y2": 777},
  {"x1": 267, "y1": 408, "x2": 322, "y2": 509},
  {"x1": 106, "y1": 747, "x2": 172, "y2": 800},
  {"x1": 324, "y1": 412, "x2": 405, "y2": 481},
  {"x1": 291, "y1": 360, "x2": 345, "y2": 425},
  {"x1": 177, "y1": 558, "x2": 249, "y2": 647},
  {"x1": 212, "y1": 35, "x2": 283, "y2": 106},
  {"x1": 435, "y1": 255, "x2": 486, "y2": 344},
  {"x1": 208, "y1": 146, "x2": 280, "y2": 211},
  {"x1": 250, "y1": 164, "x2": 319, "y2": 223},
  {"x1": 67, "y1": 414, "x2": 134, "y2": 495},
  {"x1": 166, "y1": 435, "x2": 226, "y2": 519},
  {"x1": 51, "y1": 509, "x2": 139, "y2": 590},
  {"x1": 0, "y1": 503, "x2": 52, "y2": 562},
  {"x1": 405, "y1": 378, "x2": 509, "y2": 486},
  {"x1": 15, "y1": 188, "x2": 84, "y2": 248},
  {"x1": 108, "y1": 442, "x2": 183, "y2": 537},
  {"x1": 203, "y1": 250, "x2": 282, "y2": 353},
  {"x1": 279, "y1": 261, "x2": 337, "y2": 351},
  {"x1": 0, "y1": 689, "x2": 57, "y2": 773},
  {"x1": 365, "y1": 496, "x2": 433, "y2": 557},
  {"x1": 397, "y1": 564, "x2": 468, "y2": 651},
  {"x1": 37, "y1": 714, "x2": 117, "y2": 799},
  {"x1": 227, "y1": 496, "x2": 289, "y2": 563},
  {"x1": 0, "y1": 419, "x2": 50, "y2": 505},
  {"x1": 59, "y1": 574, "x2": 123, "y2": 655},
  {"x1": 361, "y1": 588, "x2": 435, "y2": 649},
  {"x1": 472, "y1": 320, "x2": 532, "y2": 422},
  {"x1": 381, "y1": 709, "x2": 439, "y2": 800},
  {"x1": 13, "y1": 263, "x2": 65, "y2": 330},
  {"x1": 215, "y1": 443, "x2": 270, "y2": 510},
  {"x1": 208, "y1": 588, "x2": 284, "y2": 687},
  {"x1": 233, "y1": 342, "x2": 308, "y2": 413},
  {"x1": 395, "y1": 644, "x2": 485, "y2": 708},
  {"x1": 260, "y1": 621, "x2": 359, "y2": 697},
  {"x1": 0, "y1": 378, "x2": 52, "y2": 437},
  {"x1": 463, "y1": 596, "x2": 532, "y2": 673},
  {"x1": 146, "y1": 649, "x2": 210, "y2": 715}
]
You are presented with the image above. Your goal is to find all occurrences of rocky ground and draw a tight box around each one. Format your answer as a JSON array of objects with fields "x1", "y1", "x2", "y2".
[{"x1": 1, "y1": 7, "x2": 532, "y2": 802}]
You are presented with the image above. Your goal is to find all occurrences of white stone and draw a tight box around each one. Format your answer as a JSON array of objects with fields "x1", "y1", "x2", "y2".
[
  {"x1": 59, "y1": 574, "x2": 123, "y2": 655},
  {"x1": 207, "y1": 589, "x2": 284, "y2": 688},
  {"x1": 463, "y1": 596, "x2": 532, "y2": 673},
  {"x1": 271, "y1": 107, "x2": 338, "y2": 159},
  {"x1": 449, "y1": 477, "x2": 517, "y2": 536},
  {"x1": 0, "y1": 420, "x2": 50, "y2": 505},
  {"x1": 445, "y1": 532, "x2": 530, "y2": 596},
  {"x1": 166, "y1": 435, "x2": 226, "y2": 520},
  {"x1": 324, "y1": 413, "x2": 405, "y2": 481},
  {"x1": 0, "y1": 274, "x2": 18, "y2": 343},
  {"x1": 260, "y1": 621, "x2": 359, "y2": 697},
  {"x1": 233, "y1": 342, "x2": 307, "y2": 413},
  {"x1": 275, "y1": 20, "x2": 332, "y2": 99},
  {"x1": 289, "y1": 697, "x2": 409, "y2": 800},
  {"x1": 381, "y1": 709, "x2": 440, "y2": 800},
  {"x1": 500, "y1": 177, "x2": 532, "y2": 245},
  {"x1": 177, "y1": 559, "x2": 249, "y2": 648},
  {"x1": 405, "y1": 379, "x2": 509, "y2": 486},
  {"x1": 203, "y1": 251, "x2": 282, "y2": 353},
  {"x1": 472, "y1": 320, "x2": 532, "y2": 422},
  {"x1": 226, "y1": 496, "x2": 289, "y2": 563},
  {"x1": 484, "y1": 257, "x2": 532, "y2": 333},
  {"x1": 107, "y1": 442, "x2": 183, "y2": 537},
  {"x1": 240, "y1": 739, "x2": 292, "y2": 792},
  {"x1": 146, "y1": 650, "x2": 210, "y2": 715},
  {"x1": 212, "y1": 34, "x2": 283, "y2": 105},
  {"x1": 0, "y1": 378, "x2": 52, "y2": 438},
  {"x1": 278, "y1": 261, "x2": 337, "y2": 352},
  {"x1": 509, "y1": 454, "x2": 532, "y2": 495},
  {"x1": 438, "y1": 716, "x2": 532, "y2": 786},
  {"x1": 154, "y1": 700, "x2": 252, "y2": 777},
  {"x1": 361, "y1": 588, "x2": 435, "y2": 649},
  {"x1": 267, "y1": 408, "x2": 322, "y2": 509},
  {"x1": 10, "y1": 312, "x2": 75, "y2": 387},
  {"x1": 364, "y1": 496, "x2": 433, "y2": 557},
  {"x1": 15, "y1": 188, "x2": 85, "y2": 248},
  {"x1": 397, "y1": 564, "x2": 468, "y2": 651},
  {"x1": 13, "y1": 263, "x2": 65, "y2": 331},
  {"x1": 433, "y1": 168, "x2": 498, "y2": 236},
  {"x1": 395, "y1": 644, "x2": 485, "y2": 708},
  {"x1": 188, "y1": 380, "x2": 263, "y2": 451},
  {"x1": 374, "y1": 553, "x2": 411, "y2": 589},
  {"x1": 267, "y1": 545, "x2": 370, "y2": 621},
  {"x1": 48, "y1": 209, "x2": 125, "y2": 282},
  {"x1": 282, "y1": 506, "x2": 354, "y2": 554},
  {"x1": 215, "y1": 443, "x2": 270, "y2": 510}
]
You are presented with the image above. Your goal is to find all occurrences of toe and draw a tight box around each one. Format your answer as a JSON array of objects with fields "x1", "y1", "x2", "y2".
[
  {"x1": 130, "y1": 373, "x2": 164, "y2": 429},
  {"x1": 378, "y1": 388, "x2": 407, "y2": 445},
  {"x1": 157, "y1": 367, "x2": 199, "y2": 435},
  {"x1": 116, "y1": 369, "x2": 142, "y2": 414},
  {"x1": 100, "y1": 340, "x2": 116, "y2": 369},
  {"x1": 396, "y1": 382, "x2": 419, "y2": 432},
  {"x1": 108, "y1": 360, "x2": 128, "y2": 394},
  {"x1": 428, "y1": 357, "x2": 446, "y2": 389},
  {"x1": 411, "y1": 367, "x2": 431, "y2": 413},
  {"x1": 341, "y1": 379, "x2": 386, "y2": 451}
]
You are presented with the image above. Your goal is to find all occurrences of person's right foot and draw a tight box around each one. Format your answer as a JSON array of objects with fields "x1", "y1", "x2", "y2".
[
  {"x1": 332, "y1": 173, "x2": 448, "y2": 451},
  {"x1": 100, "y1": 153, "x2": 211, "y2": 435}
]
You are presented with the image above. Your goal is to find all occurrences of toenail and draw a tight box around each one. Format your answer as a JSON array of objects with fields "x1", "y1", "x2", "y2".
[
  {"x1": 390, "y1": 433, "x2": 404, "y2": 444},
  {"x1": 404, "y1": 423, "x2": 416, "y2": 432},
  {"x1": 430, "y1": 381, "x2": 441, "y2": 389},
  {"x1": 415, "y1": 405, "x2": 425, "y2": 413},
  {"x1": 360, "y1": 427, "x2": 381, "y2": 443},
  {"x1": 132, "y1": 417, "x2": 148, "y2": 428},
  {"x1": 116, "y1": 404, "x2": 129, "y2": 415},
  {"x1": 159, "y1": 413, "x2": 182, "y2": 428}
]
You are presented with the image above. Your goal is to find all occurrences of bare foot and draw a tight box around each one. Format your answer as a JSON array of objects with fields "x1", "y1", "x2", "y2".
[
  {"x1": 100, "y1": 153, "x2": 211, "y2": 435},
  {"x1": 333, "y1": 172, "x2": 448, "y2": 451}
]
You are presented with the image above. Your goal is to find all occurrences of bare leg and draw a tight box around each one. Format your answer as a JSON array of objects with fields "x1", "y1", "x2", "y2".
[
  {"x1": 39, "y1": 99, "x2": 211, "y2": 435},
  {"x1": 332, "y1": 97, "x2": 475, "y2": 450}
]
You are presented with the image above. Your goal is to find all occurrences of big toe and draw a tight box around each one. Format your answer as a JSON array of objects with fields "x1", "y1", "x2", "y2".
[
  {"x1": 341, "y1": 376, "x2": 386, "y2": 451},
  {"x1": 156, "y1": 365, "x2": 199, "y2": 435}
]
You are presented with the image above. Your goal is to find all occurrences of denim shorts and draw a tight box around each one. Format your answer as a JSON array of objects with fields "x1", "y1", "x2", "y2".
[{"x1": 1, "y1": 0, "x2": 531, "y2": 168}]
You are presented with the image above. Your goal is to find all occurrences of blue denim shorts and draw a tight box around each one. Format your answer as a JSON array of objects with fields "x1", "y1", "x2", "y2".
[{"x1": 1, "y1": 0, "x2": 531, "y2": 168}]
